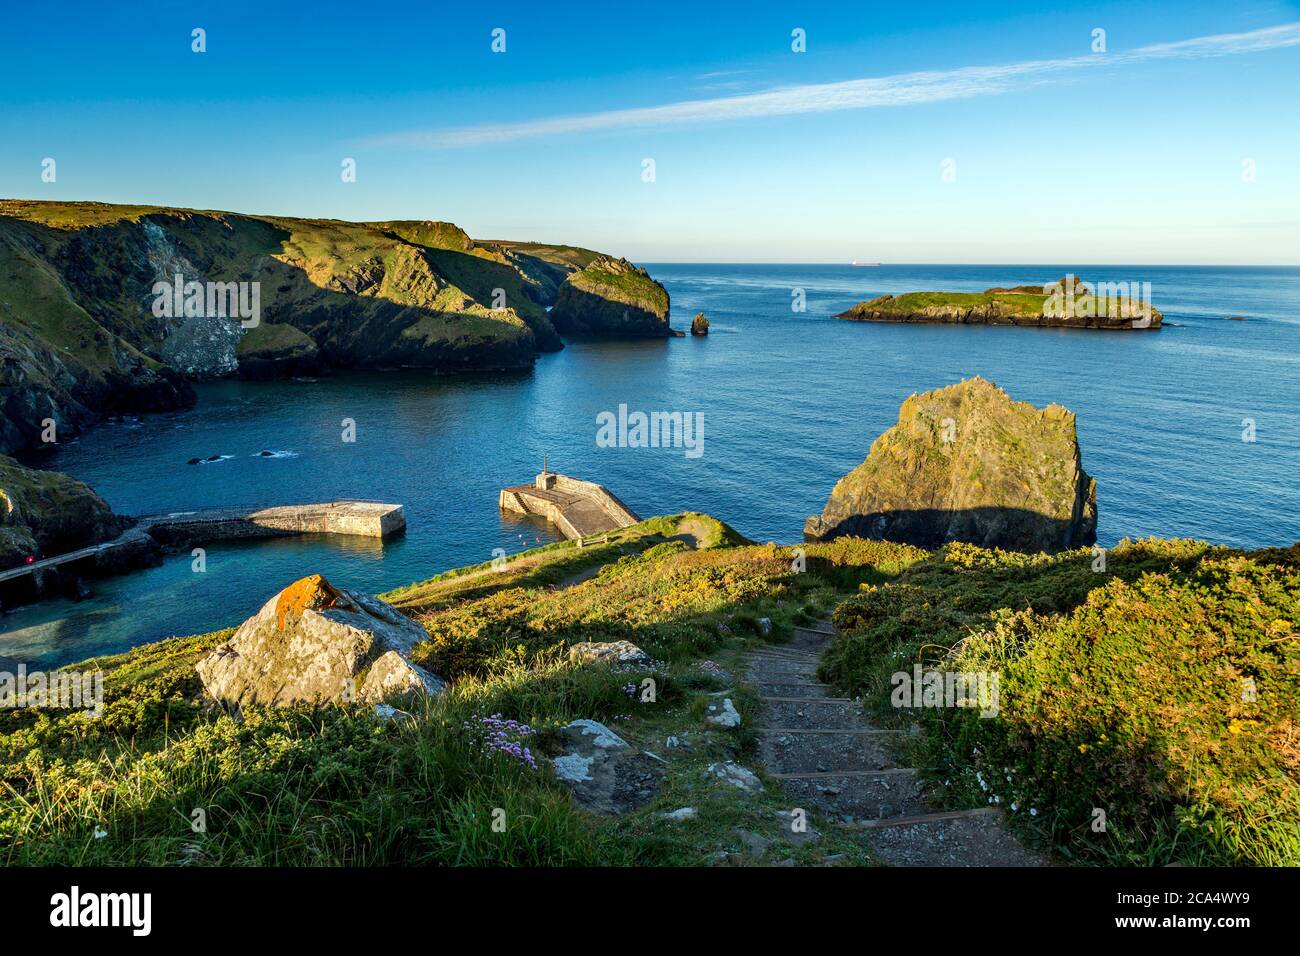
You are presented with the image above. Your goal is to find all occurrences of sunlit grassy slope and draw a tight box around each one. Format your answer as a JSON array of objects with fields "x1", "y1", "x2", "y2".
[{"x1": 1, "y1": 513, "x2": 1293, "y2": 866}]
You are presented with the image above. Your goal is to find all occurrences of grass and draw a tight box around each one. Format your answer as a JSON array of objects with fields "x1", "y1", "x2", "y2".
[
  {"x1": 568, "y1": 262, "x2": 670, "y2": 315},
  {"x1": 3, "y1": 511, "x2": 1292, "y2": 867},
  {"x1": 818, "y1": 538, "x2": 1300, "y2": 866},
  {"x1": 0, "y1": 515, "x2": 866, "y2": 865},
  {"x1": 852, "y1": 290, "x2": 1048, "y2": 317}
]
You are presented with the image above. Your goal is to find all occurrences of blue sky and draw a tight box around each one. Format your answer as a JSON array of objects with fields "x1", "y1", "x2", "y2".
[{"x1": 2, "y1": 0, "x2": 1298, "y2": 262}]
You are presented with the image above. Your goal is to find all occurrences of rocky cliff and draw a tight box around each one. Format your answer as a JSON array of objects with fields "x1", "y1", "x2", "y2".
[
  {"x1": 0, "y1": 200, "x2": 671, "y2": 454},
  {"x1": 0, "y1": 454, "x2": 126, "y2": 572},
  {"x1": 804, "y1": 377, "x2": 1097, "y2": 553},
  {"x1": 836, "y1": 276, "x2": 1163, "y2": 330},
  {"x1": 548, "y1": 256, "x2": 672, "y2": 338}
]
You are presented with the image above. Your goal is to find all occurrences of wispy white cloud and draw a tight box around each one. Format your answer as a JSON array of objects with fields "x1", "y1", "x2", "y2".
[{"x1": 371, "y1": 22, "x2": 1300, "y2": 149}]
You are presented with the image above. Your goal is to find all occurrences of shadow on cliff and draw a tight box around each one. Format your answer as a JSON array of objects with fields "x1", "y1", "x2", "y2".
[
  {"x1": 807, "y1": 505, "x2": 1097, "y2": 554},
  {"x1": 549, "y1": 283, "x2": 673, "y2": 338}
]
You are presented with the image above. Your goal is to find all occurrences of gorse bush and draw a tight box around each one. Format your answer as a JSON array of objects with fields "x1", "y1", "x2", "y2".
[{"x1": 821, "y1": 538, "x2": 1300, "y2": 866}]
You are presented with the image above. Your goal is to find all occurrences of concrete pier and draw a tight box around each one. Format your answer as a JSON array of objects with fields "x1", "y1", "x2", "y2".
[
  {"x1": 0, "y1": 502, "x2": 404, "y2": 596},
  {"x1": 139, "y1": 501, "x2": 405, "y2": 547},
  {"x1": 499, "y1": 471, "x2": 639, "y2": 540}
]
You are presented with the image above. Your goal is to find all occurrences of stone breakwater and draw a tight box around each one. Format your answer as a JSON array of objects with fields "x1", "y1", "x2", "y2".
[
  {"x1": 0, "y1": 501, "x2": 404, "y2": 609},
  {"x1": 140, "y1": 501, "x2": 405, "y2": 546},
  {"x1": 499, "y1": 471, "x2": 639, "y2": 540}
]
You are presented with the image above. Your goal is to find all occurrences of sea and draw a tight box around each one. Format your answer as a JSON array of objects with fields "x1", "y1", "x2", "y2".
[{"x1": 4, "y1": 264, "x2": 1298, "y2": 665}]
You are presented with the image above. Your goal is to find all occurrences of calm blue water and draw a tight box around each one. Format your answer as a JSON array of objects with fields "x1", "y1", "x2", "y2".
[{"x1": 5, "y1": 264, "x2": 1299, "y2": 665}]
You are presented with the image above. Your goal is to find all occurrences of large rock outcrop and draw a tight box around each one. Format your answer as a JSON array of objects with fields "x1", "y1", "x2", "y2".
[
  {"x1": 804, "y1": 378, "x2": 1097, "y2": 553},
  {"x1": 195, "y1": 574, "x2": 446, "y2": 707}
]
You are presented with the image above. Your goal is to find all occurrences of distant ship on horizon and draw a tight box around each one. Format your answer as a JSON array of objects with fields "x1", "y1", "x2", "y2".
[{"x1": 851, "y1": 261, "x2": 881, "y2": 266}]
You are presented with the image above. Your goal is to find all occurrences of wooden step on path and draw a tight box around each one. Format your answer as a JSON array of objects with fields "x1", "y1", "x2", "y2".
[{"x1": 743, "y1": 619, "x2": 1048, "y2": 867}]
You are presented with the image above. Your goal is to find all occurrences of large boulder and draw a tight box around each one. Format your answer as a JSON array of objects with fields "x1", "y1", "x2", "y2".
[
  {"x1": 196, "y1": 574, "x2": 445, "y2": 707},
  {"x1": 804, "y1": 378, "x2": 1097, "y2": 553},
  {"x1": 568, "y1": 640, "x2": 649, "y2": 666},
  {"x1": 550, "y1": 719, "x2": 664, "y2": 815}
]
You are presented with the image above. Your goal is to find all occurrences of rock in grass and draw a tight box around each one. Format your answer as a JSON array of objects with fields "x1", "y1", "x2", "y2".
[
  {"x1": 804, "y1": 377, "x2": 1097, "y2": 553},
  {"x1": 707, "y1": 762, "x2": 762, "y2": 792},
  {"x1": 552, "y1": 719, "x2": 664, "y2": 815},
  {"x1": 705, "y1": 697, "x2": 742, "y2": 728},
  {"x1": 568, "y1": 640, "x2": 649, "y2": 666},
  {"x1": 195, "y1": 574, "x2": 445, "y2": 707},
  {"x1": 662, "y1": 807, "x2": 698, "y2": 821}
]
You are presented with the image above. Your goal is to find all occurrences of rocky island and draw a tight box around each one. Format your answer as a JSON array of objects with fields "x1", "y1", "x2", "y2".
[{"x1": 836, "y1": 275, "x2": 1163, "y2": 330}]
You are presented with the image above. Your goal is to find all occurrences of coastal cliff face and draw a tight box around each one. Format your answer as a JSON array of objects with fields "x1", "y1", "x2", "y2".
[
  {"x1": 0, "y1": 455, "x2": 126, "y2": 572},
  {"x1": 548, "y1": 256, "x2": 672, "y2": 338},
  {"x1": 836, "y1": 276, "x2": 1163, "y2": 330},
  {"x1": 0, "y1": 200, "x2": 670, "y2": 453},
  {"x1": 805, "y1": 377, "x2": 1097, "y2": 553}
]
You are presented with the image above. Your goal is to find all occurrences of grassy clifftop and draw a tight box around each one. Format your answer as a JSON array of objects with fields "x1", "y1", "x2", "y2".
[
  {"x1": 1, "y1": 510, "x2": 1292, "y2": 867},
  {"x1": 0, "y1": 200, "x2": 668, "y2": 453},
  {"x1": 548, "y1": 257, "x2": 673, "y2": 338}
]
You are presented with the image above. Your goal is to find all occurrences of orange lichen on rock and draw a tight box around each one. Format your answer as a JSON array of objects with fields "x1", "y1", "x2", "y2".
[{"x1": 275, "y1": 574, "x2": 352, "y2": 631}]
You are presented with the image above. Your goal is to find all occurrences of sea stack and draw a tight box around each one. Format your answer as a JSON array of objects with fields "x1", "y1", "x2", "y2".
[
  {"x1": 690, "y1": 313, "x2": 709, "y2": 336},
  {"x1": 804, "y1": 377, "x2": 1097, "y2": 553}
]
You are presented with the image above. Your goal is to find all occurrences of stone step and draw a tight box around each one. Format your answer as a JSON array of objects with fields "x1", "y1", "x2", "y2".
[
  {"x1": 785, "y1": 630, "x2": 837, "y2": 654},
  {"x1": 748, "y1": 648, "x2": 820, "y2": 663},
  {"x1": 777, "y1": 768, "x2": 929, "y2": 820},
  {"x1": 761, "y1": 698, "x2": 865, "y2": 730},
  {"x1": 759, "y1": 730, "x2": 896, "y2": 774},
  {"x1": 848, "y1": 807, "x2": 999, "y2": 830},
  {"x1": 746, "y1": 663, "x2": 822, "y2": 682},
  {"x1": 760, "y1": 696, "x2": 853, "y2": 703},
  {"x1": 758, "y1": 727, "x2": 899, "y2": 735},
  {"x1": 863, "y1": 810, "x2": 1048, "y2": 867},
  {"x1": 754, "y1": 682, "x2": 835, "y2": 698},
  {"x1": 794, "y1": 624, "x2": 836, "y2": 636},
  {"x1": 748, "y1": 671, "x2": 816, "y2": 686},
  {"x1": 771, "y1": 768, "x2": 916, "y2": 780}
]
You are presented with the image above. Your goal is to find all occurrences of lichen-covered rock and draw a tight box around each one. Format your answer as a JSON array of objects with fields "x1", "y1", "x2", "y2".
[
  {"x1": 0, "y1": 455, "x2": 127, "y2": 572},
  {"x1": 804, "y1": 377, "x2": 1097, "y2": 553},
  {"x1": 551, "y1": 718, "x2": 663, "y2": 815},
  {"x1": 548, "y1": 256, "x2": 672, "y2": 337},
  {"x1": 707, "y1": 761, "x2": 762, "y2": 792},
  {"x1": 568, "y1": 640, "x2": 649, "y2": 666},
  {"x1": 195, "y1": 574, "x2": 446, "y2": 706},
  {"x1": 705, "y1": 697, "x2": 742, "y2": 728}
]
